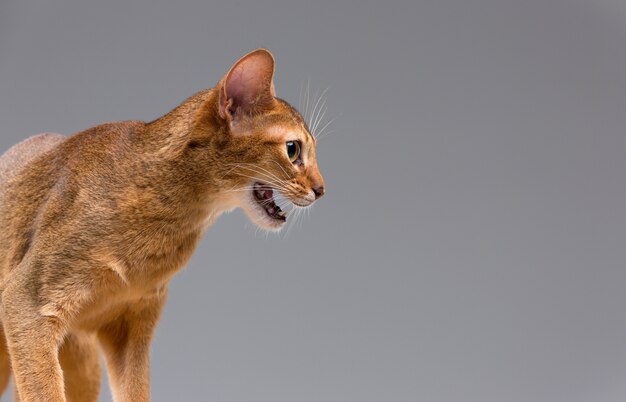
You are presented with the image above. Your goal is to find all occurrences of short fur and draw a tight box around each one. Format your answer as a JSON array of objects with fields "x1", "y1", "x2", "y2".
[{"x1": 0, "y1": 49, "x2": 324, "y2": 402}]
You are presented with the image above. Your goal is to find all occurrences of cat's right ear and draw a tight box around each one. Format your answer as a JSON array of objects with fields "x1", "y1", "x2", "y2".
[{"x1": 218, "y1": 49, "x2": 276, "y2": 123}]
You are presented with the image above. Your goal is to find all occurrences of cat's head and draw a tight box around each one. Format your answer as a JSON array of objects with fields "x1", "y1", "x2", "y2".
[{"x1": 202, "y1": 49, "x2": 325, "y2": 231}]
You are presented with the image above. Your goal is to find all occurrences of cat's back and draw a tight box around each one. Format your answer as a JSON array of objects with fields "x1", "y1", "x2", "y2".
[
  {"x1": 0, "y1": 132, "x2": 66, "y2": 187},
  {"x1": 0, "y1": 120, "x2": 146, "y2": 205}
]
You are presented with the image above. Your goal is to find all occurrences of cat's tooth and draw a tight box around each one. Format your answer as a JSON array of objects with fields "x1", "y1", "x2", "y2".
[{"x1": 278, "y1": 210, "x2": 287, "y2": 217}]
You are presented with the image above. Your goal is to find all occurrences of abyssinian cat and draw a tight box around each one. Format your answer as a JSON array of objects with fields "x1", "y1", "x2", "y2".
[{"x1": 0, "y1": 49, "x2": 325, "y2": 401}]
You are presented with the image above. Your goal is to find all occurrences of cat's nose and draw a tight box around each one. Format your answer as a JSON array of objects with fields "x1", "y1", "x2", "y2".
[{"x1": 312, "y1": 185, "x2": 325, "y2": 199}]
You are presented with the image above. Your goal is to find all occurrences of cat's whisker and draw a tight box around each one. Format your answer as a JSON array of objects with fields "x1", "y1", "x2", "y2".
[
  {"x1": 226, "y1": 161, "x2": 284, "y2": 178},
  {"x1": 301, "y1": 78, "x2": 309, "y2": 124},
  {"x1": 230, "y1": 173, "x2": 284, "y2": 188},
  {"x1": 309, "y1": 87, "x2": 329, "y2": 136},
  {"x1": 225, "y1": 162, "x2": 284, "y2": 181},
  {"x1": 305, "y1": 78, "x2": 312, "y2": 125},
  {"x1": 226, "y1": 163, "x2": 289, "y2": 184},
  {"x1": 317, "y1": 130, "x2": 337, "y2": 142},
  {"x1": 310, "y1": 95, "x2": 323, "y2": 131},
  {"x1": 316, "y1": 116, "x2": 335, "y2": 135},
  {"x1": 299, "y1": 82, "x2": 302, "y2": 114},
  {"x1": 225, "y1": 166, "x2": 287, "y2": 187},
  {"x1": 221, "y1": 188, "x2": 258, "y2": 193},
  {"x1": 296, "y1": 207, "x2": 303, "y2": 229},
  {"x1": 283, "y1": 206, "x2": 299, "y2": 237},
  {"x1": 311, "y1": 102, "x2": 328, "y2": 137},
  {"x1": 314, "y1": 102, "x2": 329, "y2": 135},
  {"x1": 228, "y1": 173, "x2": 288, "y2": 191},
  {"x1": 299, "y1": 79, "x2": 307, "y2": 117},
  {"x1": 274, "y1": 200, "x2": 294, "y2": 210},
  {"x1": 308, "y1": 87, "x2": 321, "y2": 129},
  {"x1": 317, "y1": 126, "x2": 336, "y2": 137},
  {"x1": 293, "y1": 206, "x2": 305, "y2": 232},
  {"x1": 216, "y1": 164, "x2": 242, "y2": 180},
  {"x1": 294, "y1": 81, "x2": 334, "y2": 141},
  {"x1": 267, "y1": 160, "x2": 291, "y2": 180},
  {"x1": 315, "y1": 118, "x2": 336, "y2": 140}
]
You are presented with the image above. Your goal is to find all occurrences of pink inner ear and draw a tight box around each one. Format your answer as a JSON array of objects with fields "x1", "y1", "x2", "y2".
[
  {"x1": 228, "y1": 62, "x2": 263, "y2": 104},
  {"x1": 224, "y1": 50, "x2": 275, "y2": 112}
]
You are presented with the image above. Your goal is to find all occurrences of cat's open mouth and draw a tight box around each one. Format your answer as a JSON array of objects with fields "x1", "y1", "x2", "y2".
[{"x1": 252, "y1": 182, "x2": 287, "y2": 222}]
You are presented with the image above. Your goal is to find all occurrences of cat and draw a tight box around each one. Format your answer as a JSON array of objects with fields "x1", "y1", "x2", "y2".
[{"x1": 0, "y1": 48, "x2": 325, "y2": 402}]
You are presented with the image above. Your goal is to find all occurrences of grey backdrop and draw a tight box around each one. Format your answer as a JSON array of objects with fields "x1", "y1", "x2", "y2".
[{"x1": 1, "y1": 0, "x2": 626, "y2": 401}]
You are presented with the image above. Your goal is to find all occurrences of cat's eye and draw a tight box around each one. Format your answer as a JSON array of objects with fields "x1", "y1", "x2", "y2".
[{"x1": 286, "y1": 141, "x2": 300, "y2": 163}]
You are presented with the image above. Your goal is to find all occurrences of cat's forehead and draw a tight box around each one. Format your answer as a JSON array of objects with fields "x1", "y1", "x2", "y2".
[{"x1": 266, "y1": 124, "x2": 314, "y2": 143}]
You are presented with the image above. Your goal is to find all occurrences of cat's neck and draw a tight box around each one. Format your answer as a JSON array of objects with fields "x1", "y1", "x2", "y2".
[
  {"x1": 143, "y1": 88, "x2": 217, "y2": 153},
  {"x1": 130, "y1": 88, "x2": 235, "y2": 231}
]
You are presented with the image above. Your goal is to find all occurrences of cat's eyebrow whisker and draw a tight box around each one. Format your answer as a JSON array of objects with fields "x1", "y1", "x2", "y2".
[
  {"x1": 317, "y1": 130, "x2": 337, "y2": 141},
  {"x1": 309, "y1": 87, "x2": 329, "y2": 136},
  {"x1": 309, "y1": 87, "x2": 322, "y2": 127},
  {"x1": 311, "y1": 102, "x2": 328, "y2": 137},
  {"x1": 304, "y1": 78, "x2": 312, "y2": 124},
  {"x1": 299, "y1": 79, "x2": 306, "y2": 116},
  {"x1": 315, "y1": 119, "x2": 336, "y2": 140},
  {"x1": 316, "y1": 117, "x2": 335, "y2": 136},
  {"x1": 308, "y1": 88, "x2": 319, "y2": 129}
]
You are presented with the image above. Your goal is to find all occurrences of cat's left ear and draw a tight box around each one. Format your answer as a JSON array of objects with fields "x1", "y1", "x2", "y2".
[{"x1": 218, "y1": 49, "x2": 276, "y2": 122}]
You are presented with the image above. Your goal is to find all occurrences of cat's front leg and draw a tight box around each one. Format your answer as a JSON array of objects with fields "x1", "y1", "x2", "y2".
[
  {"x1": 98, "y1": 287, "x2": 167, "y2": 402},
  {"x1": 1, "y1": 274, "x2": 70, "y2": 402}
]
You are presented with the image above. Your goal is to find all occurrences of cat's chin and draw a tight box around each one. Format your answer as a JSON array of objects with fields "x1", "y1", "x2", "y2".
[{"x1": 241, "y1": 183, "x2": 287, "y2": 231}]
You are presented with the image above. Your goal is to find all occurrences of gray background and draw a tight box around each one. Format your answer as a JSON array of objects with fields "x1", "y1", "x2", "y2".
[{"x1": 1, "y1": 0, "x2": 626, "y2": 401}]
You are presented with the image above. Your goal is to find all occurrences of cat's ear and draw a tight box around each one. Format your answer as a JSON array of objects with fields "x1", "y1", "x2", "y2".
[{"x1": 218, "y1": 49, "x2": 276, "y2": 121}]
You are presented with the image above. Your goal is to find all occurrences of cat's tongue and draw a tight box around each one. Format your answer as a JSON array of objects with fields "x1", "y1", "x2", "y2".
[
  {"x1": 253, "y1": 183, "x2": 286, "y2": 220},
  {"x1": 254, "y1": 184, "x2": 273, "y2": 200}
]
